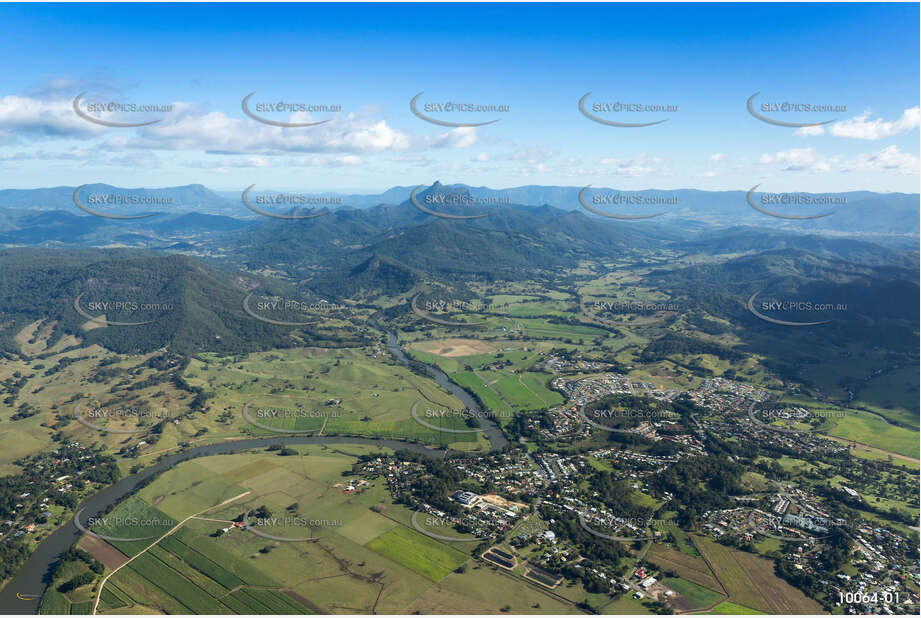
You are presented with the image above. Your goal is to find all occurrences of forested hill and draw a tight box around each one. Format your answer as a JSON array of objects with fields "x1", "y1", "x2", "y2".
[{"x1": 0, "y1": 249, "x2": 366, "y2": 356}]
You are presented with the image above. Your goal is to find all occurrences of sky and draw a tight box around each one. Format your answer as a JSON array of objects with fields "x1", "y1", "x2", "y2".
[{"x1": 0, "y1": 2, "x2": 918, "y2": 193}]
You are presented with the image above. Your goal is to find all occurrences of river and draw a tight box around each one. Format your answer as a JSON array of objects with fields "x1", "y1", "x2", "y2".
[{"x1": 0, "y1": 324, "x2": 507, "y2": 614}]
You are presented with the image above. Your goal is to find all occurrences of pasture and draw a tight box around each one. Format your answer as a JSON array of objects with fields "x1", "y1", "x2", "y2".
[{"x1": 78, "y1": 444, "x2": 583, "y2": 614}]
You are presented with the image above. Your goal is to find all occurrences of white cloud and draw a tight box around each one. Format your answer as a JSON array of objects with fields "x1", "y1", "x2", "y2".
[
  {"x1": 425, "y1": 126, "x2": 478, "y2": 149},
  {"x1": 841, "y1": 145, "x2": 919, "y2": 175},
  {"x1": 509, "y1": 146, "x2": 555, "y2": 163},
  {"x1": 0, "y1": 95, "x2": 102, "y2": 139},
  {"x1": 0, "y1": 90, "x2": 483, "y2": 157},
  {"x1": 598, "y1": 153, "x2": 669, "y2": 177},
  {"x1": 390, "y1": 154, "x2": 435, "y2": 167},
  {"x1": 793, "y1": 124, "x2": 826, "y2": 137},
  {"x1": 247, "y1": 156, "x2": 271, "y2": 167},
  {"x1": 115, "y1": 107, "x2": 413, "y2": 155},
  {"x1": 832, "y1": 107, "x2": 920, "y2": 139},
  {"x1": 795, "y1": 107, "x2": 920, "y2": 139},
  {"x1": 760, "y1": 145, "x2": 918, "y2": 175},
  {"x1": 472, "y1": 151, "x2": 490, "y2": 162},
  {"x1": 700, "y1": 152, "x2": 728, "y2": 178},
  {"x1": 518, "y1": 162, "x2": 550, "y2": 175},
  {"x1": 284, "y1": 155, "x2": 365, "y2": 168},
  {"x1": 331, "y1": 155, "x2": 364, "y2": 167},
  {"x1": 758, "y1": 147, "x2": 833, "y2": 172}
]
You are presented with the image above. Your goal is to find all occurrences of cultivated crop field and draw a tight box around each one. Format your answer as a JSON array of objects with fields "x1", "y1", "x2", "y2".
[{"x1": 72, "y1": 445, "x2": 587, "y2": 614}]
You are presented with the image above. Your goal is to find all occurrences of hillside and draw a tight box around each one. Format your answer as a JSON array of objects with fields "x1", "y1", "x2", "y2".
[{"x1": 0, "y1": 249, "x2": 367, "y2": 356}]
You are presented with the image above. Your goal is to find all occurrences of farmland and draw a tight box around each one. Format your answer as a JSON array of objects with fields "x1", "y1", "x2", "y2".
[
  {"x1": 693, "y1": 536, "x2": 822, "y2": 615},
  {"x1": 662, "y1": 577, "x2": 725, "y2": 610},
  {"x1": 0, "y1": 336, "x2": 197, "y2": 475},
  {"x1": 67, "y1": 444, "x2": 590, "y2": 614},
  {"x1": 3, "y1": 233, "x2": 918, "y2": 618},
  {"x1": 647, "y1": 545, "x2": 722, "y2": 593},
  {"x1": 821, "y1": 408, "x2": 919, "y2": 459},
  {"x1": 709, "y1": 601, "x2": 767, "y2": 614},
  {"x1": 365, "y1": 526, "x2": 469, "y2": 581},
  {"x1": 184, "y1": 346, "x2": 491, "y2": 450}
]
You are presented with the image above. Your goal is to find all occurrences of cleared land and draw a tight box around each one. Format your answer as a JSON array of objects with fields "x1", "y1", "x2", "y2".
[
  {"x1": 365, "y1": 526, "x2": 469, "y2": 582},
  {"x1": 707, "y1": 600, "x2": 767, "y2": 614},
  {"x1": 185, "y1": 346, "x2": 490, "y2": 450},
  {"x1": 412, "y1": 338, "x2": 498, "y2": 357},
  {"x1": 68, "y1": 445, "x2": 586, "y2": 614},
  {"x1": 822, "y1": 408, "x2": 919, "y2": 459},
  {"x1": 693, "y1": 536, "x2": 822, "y2": 615},
  {"x1": 647, "y1": 545, "x2": 722, "y2": 593},
  {"x1": 662, "y1": 577, "x2": 725, "y2": 611}
]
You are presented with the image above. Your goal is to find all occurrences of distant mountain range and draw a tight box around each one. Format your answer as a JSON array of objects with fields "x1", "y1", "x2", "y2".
[
  {"x1": 0, "y1": 178, "x2": 915, "y2": 361},
  {"x1": 1, "y1": 182, "x2": 917, "y2": 246},
  {"x1": 0, "y1": 184, "x2": 238, "y2": 215}
]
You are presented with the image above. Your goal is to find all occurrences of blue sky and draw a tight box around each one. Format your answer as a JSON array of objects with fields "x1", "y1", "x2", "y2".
[{"x1": 0, "y1": 2, "x2": 918, "y2": 193}]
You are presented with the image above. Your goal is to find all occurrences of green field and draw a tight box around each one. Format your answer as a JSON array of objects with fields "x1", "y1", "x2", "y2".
[
  {"x1": 693, "y1": 536, "x2": 772, "y2": 614},
  {"x1": 0, "y1": 342, "x2": 196, "y2": 475},
  {"x1": 187, "y1": 346, "x2": 489, "y2": 450},
  {"x1": 418, "y1": 565, "x2": 582, "y2": 614},
  {"x1": 221, "y1": 588, "x2": 311, "y2": 614},
  {"x1": 693, "y1": 536, "x2": 822, "y2": 614},
  {"x1": 603, "y1": 595, "x2": 655, "y2": 615},
  {"x1": 662, "y1": 577, "x2": 725, "y2": 609},
  {"x1": 88, "y1": 495, "x2": 177, "y2": 557},
  {"x1": 451, "y1": 371, "x2": 513, "y2": 416},
  {"x1": 708, "y1": 601, "x2": 767, "y2": 614},
  {"x1": 38, "y1": 590, "x2": 70, "y2": 615},
  {"x1": 823, "y1": 408, "x2": 919, "y2": 459},
  {"x1": 842, "y1": 442, "x2": 920, "y2": 469},
  {"x1": 365, "y1": 525, "x2": 469, "y2": 581},
  {"x1": 78, "y1": 445, "x2": 586, "y2": 614}
]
